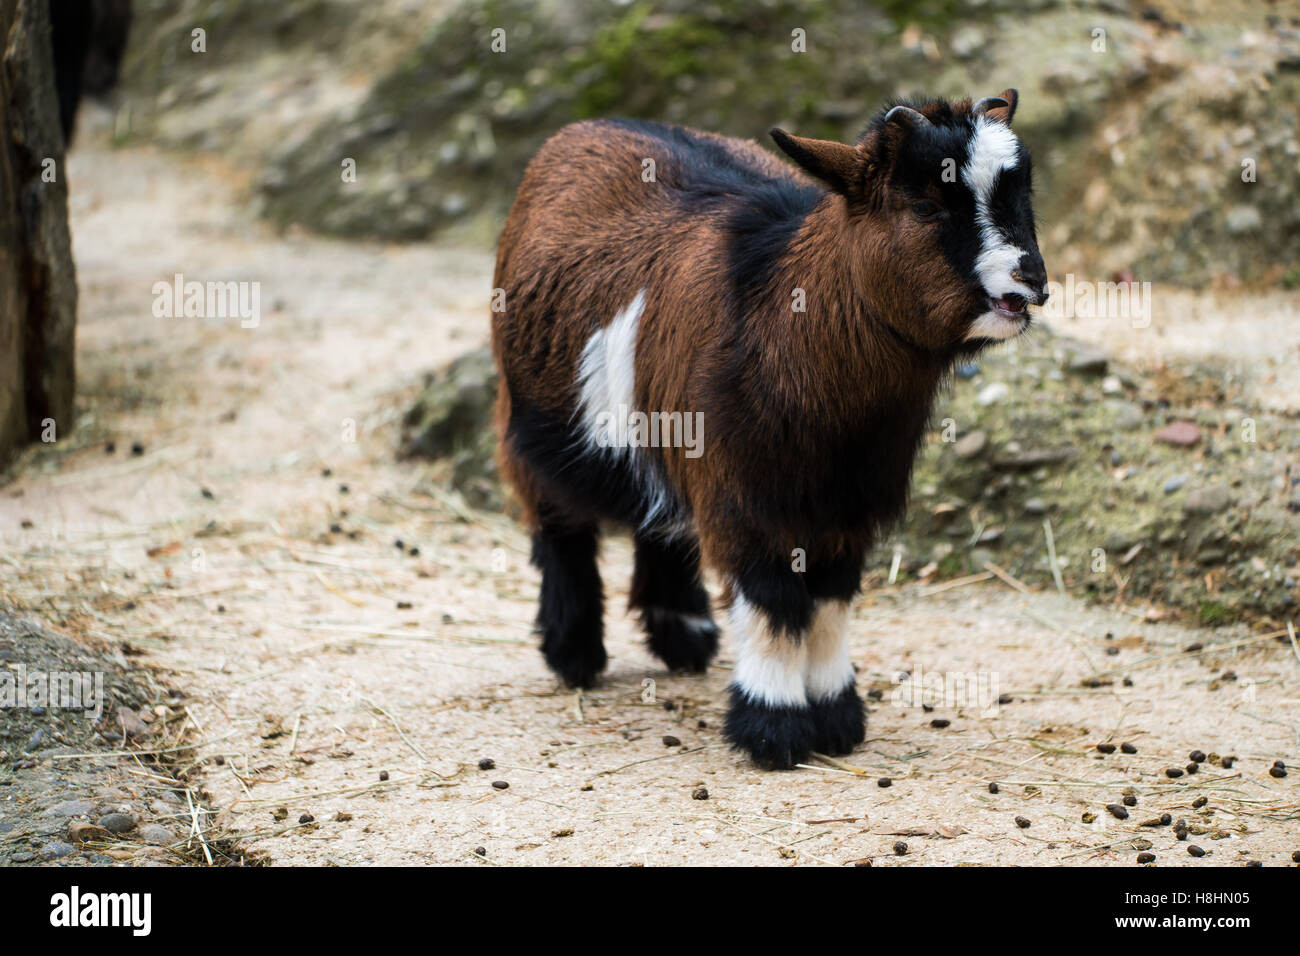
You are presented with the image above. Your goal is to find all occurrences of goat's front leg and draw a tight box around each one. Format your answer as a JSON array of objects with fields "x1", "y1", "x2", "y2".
[
  {"x1": 722, "y1": 564, "x2": 818, "y2": 769},
  {"x1": 722, "y1": 559, "x2": 865, "y2": 769}
]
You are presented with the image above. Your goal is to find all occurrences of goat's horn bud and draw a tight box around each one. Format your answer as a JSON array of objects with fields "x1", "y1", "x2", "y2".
[
  {"x1": 972, "y1": 96, "x2": 1010, "y2": 118},
  {"x1": 884, "y1": 105, "x2": 930, "y2": 131}
]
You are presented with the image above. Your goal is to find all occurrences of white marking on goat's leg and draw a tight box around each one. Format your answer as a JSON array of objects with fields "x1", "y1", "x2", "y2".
[
  {"x1": 729, "y1": 593, "x2": 808, "y2": 708},
  {"x1": 804, "y1": 600, "x2": 853, "y2": 701}
]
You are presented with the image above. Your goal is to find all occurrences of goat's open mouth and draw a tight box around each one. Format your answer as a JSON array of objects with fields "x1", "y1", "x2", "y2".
[{"x1": 988, "y1": 293, "x2": 1029, "y2": 320}]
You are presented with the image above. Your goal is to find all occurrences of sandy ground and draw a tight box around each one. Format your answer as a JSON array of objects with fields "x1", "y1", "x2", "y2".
[{"x1": 0, "y1": 140, "x2": 1297, "y2": 867}]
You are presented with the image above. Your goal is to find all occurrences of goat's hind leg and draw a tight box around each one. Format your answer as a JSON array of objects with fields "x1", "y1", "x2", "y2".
[
  {"x1": 629, "y1": 533, "x2": 718, "y2": 673},
  {"x1": 532, "y1": 518, "x2": 606, "y2": 688}
]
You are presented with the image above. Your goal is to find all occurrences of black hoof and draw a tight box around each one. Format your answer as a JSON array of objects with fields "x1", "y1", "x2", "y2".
[
  {"x1": 722, "y1": 685, "x2": 818, "y2": 770},
  {"x1": 643, "y1": 608, "x2": 719, "y2": 673},
  {"x1": 809, "y1": 684, "x2": 866, "y2": 756},
  {"x1": 541, "y1": 634, "x2": 607, "y2": 689}
]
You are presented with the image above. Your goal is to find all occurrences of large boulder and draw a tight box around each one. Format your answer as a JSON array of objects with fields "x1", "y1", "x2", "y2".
[{"x1": 401, "y1": 347, "x2": 501, "y2": 510}]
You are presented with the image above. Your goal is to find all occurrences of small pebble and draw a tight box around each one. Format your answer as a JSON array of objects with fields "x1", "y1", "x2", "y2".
[
  {"x1": 1121, "y1": 742, "x2": 1138, "y2": 754},
  {"x1": 491, "y1": 780, "x2": 509, "y2": 790},
  {"x1": 1015, "y1": 816, "x2": 1031, "y2": 829},
  {"x1": 478, "y1": 758, "x2": 495, "y2": 770},
  {"x1": 893, "y1": 841, "x2": 908, "y2": 856},
  {"x1": 1106, "y1": 804, "x2": 1129, "y2": 820},
  {"x1": 334, "y1": 812, "x2": 353, "y2": 822},
  {"x1": 1188, "y1": 845, "x2": 1206, "y2": 858},
  {"x1": 692, "y1": 787, "x2": 709, "y2": 800},
  {"x1": 877, "y1": 777, "x2": 892, "y2": 788},
  {"x1": 662, "y1": 735, "x2": 681, "y2": 747},
  {"x1": 1136, "y1": 852, "x2": 1155, "y2": 864}
]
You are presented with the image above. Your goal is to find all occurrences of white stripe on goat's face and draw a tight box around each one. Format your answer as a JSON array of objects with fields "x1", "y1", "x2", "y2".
[{"x1": 961, "y1": 119, "x2": 1036, "y2": 341}]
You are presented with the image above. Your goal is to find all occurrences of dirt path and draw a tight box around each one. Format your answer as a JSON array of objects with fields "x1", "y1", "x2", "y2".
[{"x1": 1, "y1": 142, "x2": 1296, "y2": 866}]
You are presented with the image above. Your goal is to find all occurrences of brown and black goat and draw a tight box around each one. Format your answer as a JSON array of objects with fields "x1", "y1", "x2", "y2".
[{"x1": 490, "y1": 90, "x2": 1047, "y2": 769}]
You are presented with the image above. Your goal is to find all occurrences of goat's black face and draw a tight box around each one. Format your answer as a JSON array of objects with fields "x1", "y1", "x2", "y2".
[
  {"x1": 770, "y1": 90, "x2": 1048, "y2": 352},
  {"x1": 879, "y1": 94, "x2": 1047, "y2": 347}
]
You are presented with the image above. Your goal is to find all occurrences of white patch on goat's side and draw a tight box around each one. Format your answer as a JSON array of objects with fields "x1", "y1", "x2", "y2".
[
  {"x1": 964, "y1": 309, "x2": 1026, "y2": 342},
  {"x1": 730, "y1": 593, "x2": 808, "y2": 707},
  {"x1": 575, "y1": 290, "x2": 675, "y2": 526},
  {"x1": 577, "y1": 290, "x2": 645, "y2": 450},
  {"x1": 804, "y1": 600, "x2": 854, "y2": 700},
  {"x1": 962, "y1": 119, "x2": 1036, "y2": 301}
]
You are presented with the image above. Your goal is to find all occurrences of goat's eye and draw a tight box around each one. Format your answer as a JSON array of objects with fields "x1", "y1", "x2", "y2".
[{"x1": 912, "y1": 200, "x2": 942, "y2": 220}]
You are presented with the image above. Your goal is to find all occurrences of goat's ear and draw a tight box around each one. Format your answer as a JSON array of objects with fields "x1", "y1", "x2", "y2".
[
  {"x1": 985, "y1": 88, "x2": 1018, "y2": 125},
  {"x1": 770, "y1": 128, "x2": 862, "y2": 193}
]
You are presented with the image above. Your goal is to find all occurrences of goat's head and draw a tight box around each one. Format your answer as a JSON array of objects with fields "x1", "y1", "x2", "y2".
[{"x1": 770, "y1": 89, "x2": 1047, "y2": 352}]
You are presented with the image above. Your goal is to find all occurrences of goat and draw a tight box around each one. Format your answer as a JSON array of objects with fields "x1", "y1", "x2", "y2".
[{"x1": 490, "y1": 90, "x2": 1046, "y2": 769}]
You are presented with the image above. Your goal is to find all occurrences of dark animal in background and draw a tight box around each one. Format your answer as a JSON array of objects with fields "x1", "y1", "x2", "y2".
[
  {"x1": 491, "y1": 90, "x2": 1047, "y2": 769},
  {"x1": 48, "y1": 0, "x2": 132, "y2": 144}
]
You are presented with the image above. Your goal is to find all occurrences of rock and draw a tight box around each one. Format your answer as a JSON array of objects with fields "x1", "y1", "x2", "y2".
[
  {"x1": 952, "y1": 430, "x2": 987, "y2": 460},
  {"x1": 138, "y1": 824, "x2": 175, "y2": 846},
  {"x1": 1064, "y1": 344, "x2": 1109, "y2": 376},
  {"x1": 68, "y1": 821, "x2": 112, "y2": 844},
  {"x1": 96, "y1": 813, "x2": 136, "y2": 835},
  {"x1": 40, "y1": 840, "x2": 76, "y2": 859},
  {"x1": 1106, "y1": 401, "x2": 1144, "y2": 431},
  {"x1": 23, "y1": 729, "x2": 43, "y2": 753},
  {"x1": 1224, "y1": 205, "x2": 1262, "y2": 234},
  {"x1": 1154, "y1": 421, "x2": 1201, "y2": 446},
  {"x1": 402, "y1": 347, "x2": 501, "y2": 509},
  {"x1": 977, "y1": 382, "x2": 1010, "y2": 406},
  {"x1": 42, "y1": 799, "x2": 96, "y2": 818},
  {"x1": 1184, "y1": 485, "x2": 1232, "y2": 516},
  {"x1": 1023, "y1": 498, "x2": 1048, "y2": 515},
  {"x1": 1164, "y1": 474, "x2": 1189, "y2": 494}
]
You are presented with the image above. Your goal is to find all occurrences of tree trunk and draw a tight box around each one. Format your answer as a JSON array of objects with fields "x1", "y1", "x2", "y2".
[{"x1": 0, "y1": 0, "x2": 77, "y2": 464}]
